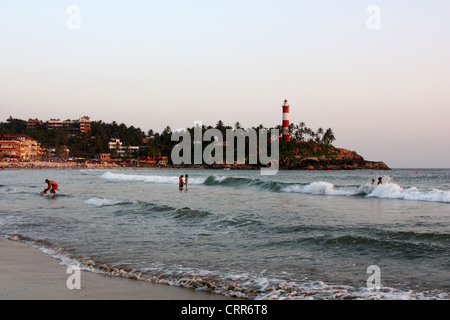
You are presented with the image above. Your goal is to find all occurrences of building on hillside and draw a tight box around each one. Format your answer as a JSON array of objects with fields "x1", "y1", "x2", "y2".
[
  {"x1": 78, "y1": 116, "x2": 91, "y2": 133},
  {"x1": 108, "y1": 138, "x2": 139, "y2": 158},
  {"x1": 0, "y1": 135, "x2": 21, "y2": 158},
  {"x1": 17, "y1": 135, "x2": 41, "y2": 160},
  {"x1": 46, "y1": 119, "x2": 69, "y2": 130},
  {"x1": 109, "y1": 138, "x2": 122, "y2": 151},
  {"x1": 45, "y1": 117, "x2": 91, "y2": 133},
  {"x1": 0, "y1": 135, "x2": 41, "y2": 160},
  {"x1": 26, "y1": 118, "x2": 44, "y2": 130}
]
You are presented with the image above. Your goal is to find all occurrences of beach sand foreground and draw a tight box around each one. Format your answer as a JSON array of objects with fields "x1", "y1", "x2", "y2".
[{"x1": 0, "y1": 237, "x2": 233, "y2": 300}]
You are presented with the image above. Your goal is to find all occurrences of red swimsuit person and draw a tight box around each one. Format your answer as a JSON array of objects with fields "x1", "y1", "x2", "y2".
[{"x1": 44, "y1": 179, "x2": 58, "y2": 194}]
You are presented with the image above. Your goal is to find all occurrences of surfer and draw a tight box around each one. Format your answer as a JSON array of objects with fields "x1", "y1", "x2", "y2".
[
  {"x1": 43, "y1": 179, "x2": 59, "y2": 194},
  {"x1": 377, "y1": 177, "x2": 382, "y2": 185},
  {"x1": 185, "y1": 174, "x2": 189, "y2": 190},
  {"x1": 179, "y1": 175, "x2": 184, "y2": 190}
]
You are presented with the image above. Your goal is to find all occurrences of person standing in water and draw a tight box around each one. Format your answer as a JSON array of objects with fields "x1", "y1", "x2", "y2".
[
  {"x1": 378, "y1": 177, "x2": 382, "y2": 185},
  {"x1": 185, "y1": 174, "x2": 189, "y2": 190},
  {"x1": 43, "y1": 179, "x2": 59, "y2": 194},
  {"x1": 179, "y1": 175, "x2": 184, "y2": 190}
]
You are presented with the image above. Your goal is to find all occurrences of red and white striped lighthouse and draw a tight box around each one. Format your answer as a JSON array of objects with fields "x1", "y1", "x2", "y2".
[{"x1": 282, "y1": 99, "x2": 290, "y2": 142}]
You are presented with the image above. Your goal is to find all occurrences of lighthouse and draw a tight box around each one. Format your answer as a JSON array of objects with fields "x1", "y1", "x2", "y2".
[{"x1": 282, "y1": 99, "x2": 290, "y2": 142}]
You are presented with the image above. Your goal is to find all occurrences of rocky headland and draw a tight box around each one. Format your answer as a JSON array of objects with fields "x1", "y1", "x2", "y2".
[
  {"x1": 175, "y1": 141, "x2": 390, "y2": 171},
  {"x1": 278, "y1": 141, "x2": 390, "y2": 170}
]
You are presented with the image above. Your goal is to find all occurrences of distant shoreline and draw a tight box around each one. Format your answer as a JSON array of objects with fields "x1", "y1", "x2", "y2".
[
  {"x1": 3, "y1": 161, "x2": 445, "y2": 171},
  {"x1": 0, "y1": 160, "x2": 121, "y2": 170}
]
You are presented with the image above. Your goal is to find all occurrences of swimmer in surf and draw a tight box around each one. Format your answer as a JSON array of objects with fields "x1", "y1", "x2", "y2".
[
  {"x1": 43, "y1": 179, "x2": 59, "y2": 194},
  {"x1": 179, "y1": 175, "x2": 184, "y2": 190}
]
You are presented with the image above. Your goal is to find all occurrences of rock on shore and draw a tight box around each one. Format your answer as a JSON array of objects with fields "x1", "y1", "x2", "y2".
[{"x1": 279, "y1": 143, "x2": 390, "y2": 170}]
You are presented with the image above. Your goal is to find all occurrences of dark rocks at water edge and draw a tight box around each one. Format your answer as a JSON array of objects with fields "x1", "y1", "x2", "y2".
[
  {"x1": 279, "y1": 143, "x2": 390, "y2": 170},
  {"x1": 172, "y1": 142, "x2": 390, "y2": 171},
  {"x1": 282, "y1": 157, "x2": 390, "y2": 171}
]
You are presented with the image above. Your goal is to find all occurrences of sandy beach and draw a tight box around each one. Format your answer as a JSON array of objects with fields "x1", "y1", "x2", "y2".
[
  {"x1": 0, "y1": 160, "x2": 121, "y2": 170},
  {"x1": 0, "y1": 237, "x2": 233, "y2": 300}
]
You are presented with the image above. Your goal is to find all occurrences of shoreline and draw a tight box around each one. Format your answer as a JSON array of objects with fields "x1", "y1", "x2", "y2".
[
  {"x1": 0, "y1": 160, "x2": 392, "y2": 171},
  {"x1": 0, "y1": 160, "x2": 124, "y2": 170},
  {"x1": 0, "y1": 237, "x2": 235, "y2": 300}
]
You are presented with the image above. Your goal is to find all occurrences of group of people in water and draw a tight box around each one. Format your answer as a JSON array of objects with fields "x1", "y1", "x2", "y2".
[
  {"x1": 42, "y1": 174, "x2": 191, "y2": 195},
  {"x1": 43, "y1": 174, "x2": 382, "y2": 195},
  {"x1": 372, "y1": 177, "x2": 383, "y2": 185},
  {"x1": 179, "y1": 174, "x2": 189, "y2": 190}
]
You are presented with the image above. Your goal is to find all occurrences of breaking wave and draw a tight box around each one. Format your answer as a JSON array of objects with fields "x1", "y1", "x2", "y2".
[
  {"x1": 101, "y1": 172, "x2": 207, "y2": 185},
  {"x1": 7, "y1": 234, "x2": 448, "y2": 300},
  {"x1": 100, "y1": 172, "x2": 450, "y2": 203},
  {"x1": 84, "y1": 197, "x2": 132, "y2": 207}
]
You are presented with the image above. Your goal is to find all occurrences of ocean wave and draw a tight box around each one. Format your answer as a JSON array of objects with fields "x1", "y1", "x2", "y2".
[
  {"x1": 84, "y1": 197, "x2": 132, "y2": 207},
  {"x1": 135, "y1": 200, "x2": 175, "y2": 213},
  {"x1": 317, "y1": 234, "x2": 447, "y2": 256},
  {"x1": 209, "y1": 176, "x2": 450, "y2": 203},
  {"x1": 289, "y1": 182, "x2": 449, "y2": 203},
  {"x1": 101, "y1": 172, "x2": 206, "y2": 184},
  {"x1": 9, "y1": 233, "x2": 447, "y2": 300},
  {"x1": 100, "y1": 172, "x2": 450, "y2": 203},
  {"x1": 365, "y1": 184, "x2": 450, "y2": 203},
  {"x1": 83, "y1": 197, "x2": 215, "y2": 221},
  {"x1": 281, "y1": 181, "x2": 361, "y2": 196},
  {"x1": 172, "y1": 207, "x2": 213, "y2": 219}
]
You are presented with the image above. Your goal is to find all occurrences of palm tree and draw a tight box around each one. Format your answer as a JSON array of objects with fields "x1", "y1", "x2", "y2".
[
  {"x1": 288, "y1": 123, "x2": 295, "y2": 141},
  {"x1": 316, "y1": 127, "x2": 324, "y2": 143},
  {"x1": 323, "y1": 128, "x2": 335, "y2": 146},
  {"x1": 215, "y1": 120, "x2": 225, "y2": 135},
  {"x1": 294, "y1": 122, "x2": 305, "y2": 141}
]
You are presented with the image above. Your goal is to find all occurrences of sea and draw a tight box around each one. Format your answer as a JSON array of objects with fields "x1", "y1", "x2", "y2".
[{"x1": 0, "y1": 168, "x2": 449, "y2": 300}]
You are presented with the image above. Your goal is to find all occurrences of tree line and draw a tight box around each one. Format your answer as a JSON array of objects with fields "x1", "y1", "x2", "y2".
[{"x1": 0, "y1": 117, "x2": 335, "y2": 160}]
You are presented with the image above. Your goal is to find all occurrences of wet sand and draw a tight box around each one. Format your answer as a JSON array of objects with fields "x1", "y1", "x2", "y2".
[{"x1": 0, "y1": 237, "x2": 233, "y2": 300}]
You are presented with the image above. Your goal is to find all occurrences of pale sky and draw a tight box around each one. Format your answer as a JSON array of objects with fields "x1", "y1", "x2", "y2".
[{"x1": 1, "y1": 0, "x2": 449, "y2": 168}]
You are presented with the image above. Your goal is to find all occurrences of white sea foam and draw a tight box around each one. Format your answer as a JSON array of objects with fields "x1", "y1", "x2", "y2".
[
  {"x1": 100, "y1": 172, "x2": 206, "y2": 184},
  {"x1": 84, "y1": 197, "x2": 129, "y2": 207},
  {"x1": 23, "y1": 237, "x2": 448, "y2": 300},
  {"x1": 281, "y1": 181, "x2": 359, "y2": 196},
  {"x1": 212, "y1": 175, "x2": 228, "y2": 183},
  {"x1": 366, "y1": 183, "x2": 450, "y2": 203},
  {"x1": 100, "y1": 172, "x2": 450, "y2": 203},
  {"x1": 281, "y1": 180, "x2": 450, "y2": 203}
]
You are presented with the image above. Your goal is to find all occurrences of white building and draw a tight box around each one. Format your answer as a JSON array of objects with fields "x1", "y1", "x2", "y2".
[{"x1": 108, "y1": 139, "x2": 139, "y2": 158}]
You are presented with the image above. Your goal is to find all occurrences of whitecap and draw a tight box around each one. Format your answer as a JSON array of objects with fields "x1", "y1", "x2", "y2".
[
  {"x1": 366, "y1": 183, "x2": 450, "y2": 203},
  {"x1": 100, "y1": 172, "x2": 206, "y2": 184},
  {"x1": 84, "y1": 197, "x2": 130, "y2": 207},
  {"x1": 281, "y1": 181, "x2": 359, "y2": 196}
]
